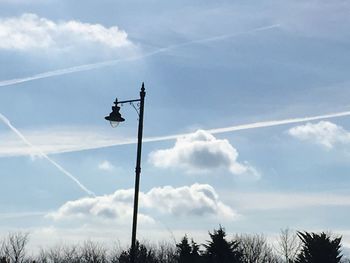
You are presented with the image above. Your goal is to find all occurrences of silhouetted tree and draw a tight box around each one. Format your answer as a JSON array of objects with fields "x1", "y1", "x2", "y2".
[
  {"x1": 62, "y1": 245, "x2": 81, "y2": 263},
  {"x1": 203, "y1": 226, "x2": 242, "y2": 263},
  {"x1": 236, "y1": 234, "x2": 279, "y2": 263},
  {"x1": 156, "y1": 241, "x2": 176, "y2": 263},
  {"x1": 39, "y1": 245, "x2": 61, "y2": 263},
  {"x1": 36, "y1": 244, "x2": 86, "y2": 263},
  {"x1": 2, "y1": 232, "x2": 29, "y2": 263},
  {"x1": 118, "y1": 241, "x2": 158, "y2": 263},
  {"x1": 175, "y1": 235, "x2": 201, "y2": 263},
  {"x1": 190, "y1": 240, "x2": 201, "y2": 262},
  {"x1": 276, "y1": 228, "x2": 301, "y2": 263},
  {"x1": 80, "y1": 240, "x2": 107, "y2": 263},
  {"x1": 296, "y1": 231, "x2": 342, "y2": 263}
]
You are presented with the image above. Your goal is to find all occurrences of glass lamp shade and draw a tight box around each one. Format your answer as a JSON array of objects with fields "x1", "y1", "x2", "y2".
[
  {"x1": 109, "y1": 121, "x2": 120, "y2": 128},
  {"x1": 105, "y1": 113, "x2": 125, "y2": 128}
]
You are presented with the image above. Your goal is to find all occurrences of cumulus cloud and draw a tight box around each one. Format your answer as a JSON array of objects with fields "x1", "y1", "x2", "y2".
[
  {"x1": 149, "y1": 130, "x2": 257, "y2": 176},
  {"x1": 0, "y1": 13, "x2": 132, "y2": 50},
  {"x1": 288, "y1": 121, "x2": 350, "y2": 149},
  {"x1": 98, "y1": 160, "x2": 114, "y2": 171},
  {"x1": 48, "y1": 189, "x2": 154, "y2": 225},
  {"x1": 143, "y1": 184, "x2": 236, "y2": 219},
  {"x1": 48, "y1": 183, "x2": 236, "y2": 223}
]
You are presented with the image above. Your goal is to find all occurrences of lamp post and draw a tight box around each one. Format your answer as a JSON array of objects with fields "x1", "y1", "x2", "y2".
[{"x1": 105, "y1": 83, "x2": 146, "y2": 263}]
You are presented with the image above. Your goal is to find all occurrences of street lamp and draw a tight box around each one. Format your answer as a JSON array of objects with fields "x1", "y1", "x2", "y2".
[
  {"x1": 104, "y1": 98, "x2": 125, "y2": 127},
  {"x1": 105, "y1": 82, "x2": 146, "y2": 263}
]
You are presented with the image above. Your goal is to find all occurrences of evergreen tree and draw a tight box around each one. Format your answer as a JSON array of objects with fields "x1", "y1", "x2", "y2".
[
  {"x1": 118, "y1": 241, "x2": 158, "y2": 263},
  {"x1": 296, "y1": 231, "x2": 342, "y2": 263},
  {"x1": 190, "y1": 239, "x2": 201, "y2": 262},
  {"x1": 175, "y1": 236, "x2": 201, "y2": 263},
  {"x1": 203, "y1": 226, "x2": 242, "y2": 263}
]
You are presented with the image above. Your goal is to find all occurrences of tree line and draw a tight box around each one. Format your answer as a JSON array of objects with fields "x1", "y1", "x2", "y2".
[{"x1": 0, "y1": 227, "x2": 347, "y2": 263}]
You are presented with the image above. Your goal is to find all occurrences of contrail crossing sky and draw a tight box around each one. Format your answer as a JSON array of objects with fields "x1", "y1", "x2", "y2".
[{"x1": 0, "y1": 24, "x2": 280, "y2": 88}]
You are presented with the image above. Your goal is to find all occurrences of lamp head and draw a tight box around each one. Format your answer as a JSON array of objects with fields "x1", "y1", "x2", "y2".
[{"x1": 105, "y1": 99, "x2": 125, "y2": 127}]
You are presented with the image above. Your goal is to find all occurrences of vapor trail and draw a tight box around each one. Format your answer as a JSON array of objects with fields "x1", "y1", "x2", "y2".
[
  {"x1": 142, "y1": 110, "x2": 350, "y2": 143},
  {"x1": 67, "y1": 110, "x2": 350, "y2": 151},
  {"x1": 0, "y1": 113, "x2": 96, "y2": 197},
  {"x1": 207, "y1": 110, "x2": 350, "y2": 134},
  {"x1": 0, "y1": 24, "x2": 280, "y2": 88},
  {"x1": 0, "y1": 110, "x2": 349, "y2": 157},
  {"x1": 15, "y1": 109, "x2": 347, "y2": 155}
]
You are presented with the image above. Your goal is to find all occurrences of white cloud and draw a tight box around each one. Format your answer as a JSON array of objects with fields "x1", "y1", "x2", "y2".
[
  {"x1": 0, "y1": 13, "x2": 132, "y2": 50},
  {"x1": 149, "y1": 130, "x2": 257, "y2": 176},
  {"x1": 98, "y1": 160, "x2": 114, "y2": 171},
  {"x1": 48, "y1": 189, "x2": 155, "y2": 225},
  {"x1": 143, "y1": 184, "x2": 237, "y2": 219},
  {"x1": 48, "y1": 183, "x2": 237, "y2": 223},
  {"x1": 288, "y1": 121, "x2": 350, "y2": 149}
]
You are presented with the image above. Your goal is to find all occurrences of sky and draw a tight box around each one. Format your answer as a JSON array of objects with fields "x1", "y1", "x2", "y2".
[{"x1": 1, "y1": 0, "x2": 350, "y2": 254}]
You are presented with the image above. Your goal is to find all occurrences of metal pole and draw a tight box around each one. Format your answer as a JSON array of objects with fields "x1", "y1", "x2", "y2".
[{"x1": 130, "y1": 83, "x2": 145, "y2": 263}]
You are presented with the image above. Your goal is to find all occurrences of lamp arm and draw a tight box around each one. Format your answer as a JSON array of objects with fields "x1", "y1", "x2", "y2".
[
  {"x1": 117, "y1": 98, "x2": 141, "y2": 117},
  {"x1": 129, "y1": 102, "x2": 141, "y2": 117},
  {"x1": 116, "y1": 98, "x2": 141, "y2": 104}
]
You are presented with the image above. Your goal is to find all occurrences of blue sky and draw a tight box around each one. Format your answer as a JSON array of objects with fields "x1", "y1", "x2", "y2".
[{"x1": 1, "y1": 0, "x2": 350, "y2": 253}]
